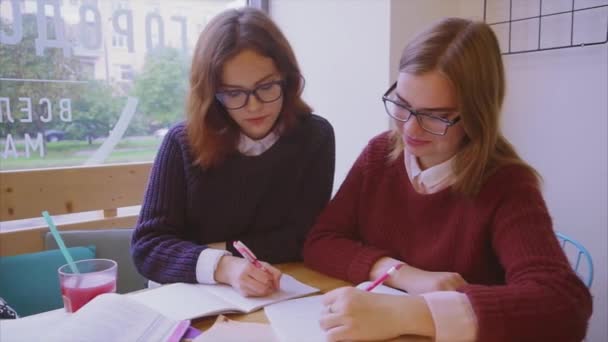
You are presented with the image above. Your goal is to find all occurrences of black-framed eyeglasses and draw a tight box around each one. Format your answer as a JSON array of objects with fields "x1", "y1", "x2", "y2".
[
  {"x1": 216, "y1": 80, "x2": 284, "y2": 110},
  {"x1": 382, "y1": 82, "x2": 461, "y2": 136}
]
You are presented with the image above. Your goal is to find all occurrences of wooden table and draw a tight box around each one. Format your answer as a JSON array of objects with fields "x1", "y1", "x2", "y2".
[
  {"x1": 17, "y1": 263, "x2": 428, "y2": 341},
  {"x1": 192, "y1": 262, "x2": 350, "y2": 330},
  {"x1": 191, "y1": 263, "x2": 431, "y2": 341}
]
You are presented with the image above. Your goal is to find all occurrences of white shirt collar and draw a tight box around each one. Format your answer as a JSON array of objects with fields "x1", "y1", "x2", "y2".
[
  {"x1": 404, "y1": 150, "x2": 456, "y2": 194},
  {"x1": 237, "y1": 129, "x2": 280, "y2": 156}
]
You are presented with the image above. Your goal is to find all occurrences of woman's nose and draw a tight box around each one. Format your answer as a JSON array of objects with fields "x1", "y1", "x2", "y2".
[
  {"x1": 402, "y1": 116, "x2": 425, "y2": 137},
  {"x1": 245, "y1": 93, "x2": 263, "y2": 112}
]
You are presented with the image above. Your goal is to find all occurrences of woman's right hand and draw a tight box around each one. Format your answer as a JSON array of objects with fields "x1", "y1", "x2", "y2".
[{"x1": 214, "y1": 256, "x2": 281, "y2": 297}]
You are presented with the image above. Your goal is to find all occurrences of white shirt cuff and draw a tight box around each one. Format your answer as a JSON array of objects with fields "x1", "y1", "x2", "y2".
[
  {"x1": 420, "y1": 291, "x2": 477, "y2": 342},
  {"x1": 195, "y1": 248, "x2": 232, "y2": 284}
]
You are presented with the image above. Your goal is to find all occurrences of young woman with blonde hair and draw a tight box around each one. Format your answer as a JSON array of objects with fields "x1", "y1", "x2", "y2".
[
  {"x1": 303, "y1": 17, "x2": 591, "y2": 341},
  {"x1": 132, "y1": 7, "x2": 334, "y2": 297}
]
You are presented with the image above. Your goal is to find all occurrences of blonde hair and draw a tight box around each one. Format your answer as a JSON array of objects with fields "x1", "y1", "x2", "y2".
[
  {"x1": 186, "y1": 7, "x2": 311, "y2": 168},
  {"x1": 389, "y1": 17, "x2": 539, "y2": 196}
]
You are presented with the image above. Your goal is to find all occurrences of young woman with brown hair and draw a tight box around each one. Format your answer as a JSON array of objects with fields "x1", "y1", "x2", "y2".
[
  {"x1": 132, "y1": 7, "x2": 334, "y2": 297},
  {"x1": 303, "y1": 17, "x2": 591, "y2": 341}
]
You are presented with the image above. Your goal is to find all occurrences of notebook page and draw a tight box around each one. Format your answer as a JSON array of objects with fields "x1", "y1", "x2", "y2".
[
  {"x1": 129, "y1": 283, "x2": 235, "y2": 320},
  {"x1": 266, "y1": 292, "x2": 419, "y2": 342},
  {"x1": 264, "y1": 295, "x2": 326, "y2": 342},
  {"x1": 44, "y1": 293, "x2": 186, "y2": 342},
  {"x1": 203, "y1": 274, "x2": 319, "y2": 313},
  {"x1": 0, "y1": 308, "x2": 68, "y2": 341}
]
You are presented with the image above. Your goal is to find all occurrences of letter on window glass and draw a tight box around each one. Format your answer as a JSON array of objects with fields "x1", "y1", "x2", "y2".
[
  {"x1": 112, "y1": 9, "x2": 134, "y2": 53},
  {"x1": 3, "y1": 134, "x2": 18, "y2": 159},
  {"x1": 59, "y1": 98, "x2": 72, "y2": 122},
  {"x1": 0, "y1": 0, "x2": 23, "y2": 45},
  {"x1": 35, "y1": 0, "x2": 72, "y2": 57},
  {"x1": 171, "y1": 16, "x2": 188, "y2": 52},
  {"x1": 25, "y1": 133, "x2": 45, "y2": 158},
  {"x1": 19, "y1": 97, "x2": 33, "y2": 123},
  {"x1": 79, "y1": 4, "x2": 102, "y2": 50},
  {"x1": 146, "y1": 12, "x2": 165, "y2": 51},
  {"x1": 0, "y1": 98, "x2": 14, "y2": 123},
  {"x1": 39, "y1": 98, "x2": 52, "y2": 123}
]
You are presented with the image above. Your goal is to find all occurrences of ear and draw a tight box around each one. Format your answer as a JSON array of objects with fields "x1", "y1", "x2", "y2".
[{"x1": 297, "y1": 74, "x2": 306, "y2": 96}]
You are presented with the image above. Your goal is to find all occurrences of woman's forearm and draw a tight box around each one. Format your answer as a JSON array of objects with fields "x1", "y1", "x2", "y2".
[{"x1": 392, "y1": 296, "x2": 436, "y2": 338}]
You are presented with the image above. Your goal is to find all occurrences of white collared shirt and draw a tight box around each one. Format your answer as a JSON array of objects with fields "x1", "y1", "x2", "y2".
[
  {"x1": 404, "y1": 150, "x2": 456, "y2": 194},
  {"x1": 237, "y1": 130, "x2": 280, "y2": 156}
]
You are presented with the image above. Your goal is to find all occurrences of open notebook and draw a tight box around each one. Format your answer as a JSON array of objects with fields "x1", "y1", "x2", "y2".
[
  {"x1": 264, "y1": 282, "x2": 407, "y2": 342},
  {"x1": 1, "y1": 293, "x2": 189, "y2": 342},
  {"x1": 129, "y1": 274, "x2": 319, "y2": 321}
]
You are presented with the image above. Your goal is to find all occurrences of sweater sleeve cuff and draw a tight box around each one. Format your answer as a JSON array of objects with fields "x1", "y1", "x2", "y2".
[
  {"x1": 420, "y1": 291, "x2": 477, "y2": 342},
  {"x1": 195, "y1": 248, "x2": 232, "y2": 284}
]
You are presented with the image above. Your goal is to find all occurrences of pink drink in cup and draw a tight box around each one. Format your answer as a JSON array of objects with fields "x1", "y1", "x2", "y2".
[{"x1": 58, "y1": 258, "x2": 117, "y2": 313}]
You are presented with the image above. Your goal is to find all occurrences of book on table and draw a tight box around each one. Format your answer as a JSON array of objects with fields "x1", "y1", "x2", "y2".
[
  {"x1": 1, "y1": 274, "x2": 318, "y2": 342},
  {"x1": 1, "y1": 293, "x2": 190, "y2": 342},
  {"x1": 129, "y1": 274, "x2": 319, "y2": 321}
]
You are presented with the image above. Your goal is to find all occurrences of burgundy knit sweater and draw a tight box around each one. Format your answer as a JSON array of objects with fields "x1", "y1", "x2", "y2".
[{"x1": 303, "y1": 132, "x2": 592, "y2": 342}]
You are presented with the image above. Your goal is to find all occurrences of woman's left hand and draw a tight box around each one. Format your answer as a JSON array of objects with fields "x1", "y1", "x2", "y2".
[{"x1": 319, "y1": 287, "x2": 408, "y2": 342}]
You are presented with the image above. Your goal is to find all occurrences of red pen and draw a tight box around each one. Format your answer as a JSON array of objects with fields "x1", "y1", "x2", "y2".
[{"x1": 364, "y1": 264, "x2": 403, "y2": 291}]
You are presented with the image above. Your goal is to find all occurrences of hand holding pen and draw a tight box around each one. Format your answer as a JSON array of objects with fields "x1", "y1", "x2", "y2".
[
  {"x1": 218, "y1": 241, "x2": 281, "y2": 297},
  {"x1": 233, "y1": 240, "x2": 281, "y2": 291},
  {"x1": 214, "y1": 240, "x2": 281, "y2": 297},
  {"x1": 232, "y1": 241, "x2": 271, "y2": 273},
  {"x1": 364, "y1": 263, "x2": 403, "y2": 291},
  {"x1": 322, "y1": 263, "x2": 404, "y2": 314},
  {"x1": 319, "y1": 264, "x2": 408, "y2": 341}
]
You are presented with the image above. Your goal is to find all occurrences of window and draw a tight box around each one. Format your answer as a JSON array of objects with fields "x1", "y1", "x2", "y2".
[
  {"x1": 0, "y1": 0, "x2": 248, "y2": 170},
  {"x1": 119, "y1": 65, "x2": 133, "y2": 81}
]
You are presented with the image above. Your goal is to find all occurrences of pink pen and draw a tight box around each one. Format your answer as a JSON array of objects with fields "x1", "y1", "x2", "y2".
[
  {"x1": 233, "y1": 240, "x2": 271, "y2": 272},
  {"x1": 364, "y1": 264, "x2": 404, "y2": 292},
  {"x1": 233, "y1": 240, "x2": 277, "y2": 289}
]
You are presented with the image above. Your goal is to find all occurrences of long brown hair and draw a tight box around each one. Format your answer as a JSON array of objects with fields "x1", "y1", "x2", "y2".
[
  {"x1": 186, "y1": 7, "x2": 312, "y2": 168},
  {"x1": 389, "y1": 17, "x2": 539, "y2": 196}
]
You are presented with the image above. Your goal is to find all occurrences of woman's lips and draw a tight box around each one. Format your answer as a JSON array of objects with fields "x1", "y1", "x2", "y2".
[
  {"x1": 405, "y1": 136, "x2": 431, "y2": 147},
  {"x1": 245, "y1": 115, "x2": 269, "y2": 125}
]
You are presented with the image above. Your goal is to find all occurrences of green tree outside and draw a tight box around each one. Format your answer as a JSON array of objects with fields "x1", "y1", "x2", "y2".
[{"x1": 130, "y1": 47, "x2": 189, "y2": 136}]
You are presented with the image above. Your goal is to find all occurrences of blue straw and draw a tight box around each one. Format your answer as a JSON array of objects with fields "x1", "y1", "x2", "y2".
[{"x1": 42, "y1": 211, "x2": 79, "y2": 274}]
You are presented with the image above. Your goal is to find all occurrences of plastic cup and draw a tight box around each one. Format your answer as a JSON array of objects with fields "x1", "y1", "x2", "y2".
[{"x1": 58, "y1": 258, "x2": 117, "y2": 313}]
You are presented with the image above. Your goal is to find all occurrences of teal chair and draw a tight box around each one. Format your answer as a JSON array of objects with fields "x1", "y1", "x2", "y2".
[
  {"x1": 44, "y1": 229, "x2": 147, "y2": 294},
  {"x1": 556, "y1": 232, "x2": 593, "y2": 288},
  {"x1": 0, "y1": 246, "x2": 96, "y2": 316}
]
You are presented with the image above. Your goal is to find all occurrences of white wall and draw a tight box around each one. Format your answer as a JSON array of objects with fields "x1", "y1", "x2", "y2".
[
  {"x1": 271, "y1": 0, "x2": 391, "y2": 189},
  {"x1": 389, "y1": 0, "x2": 459, "y2": 82},
  {"x1": 502, "y1": 43, "x2": 607, "y2": 342}
]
